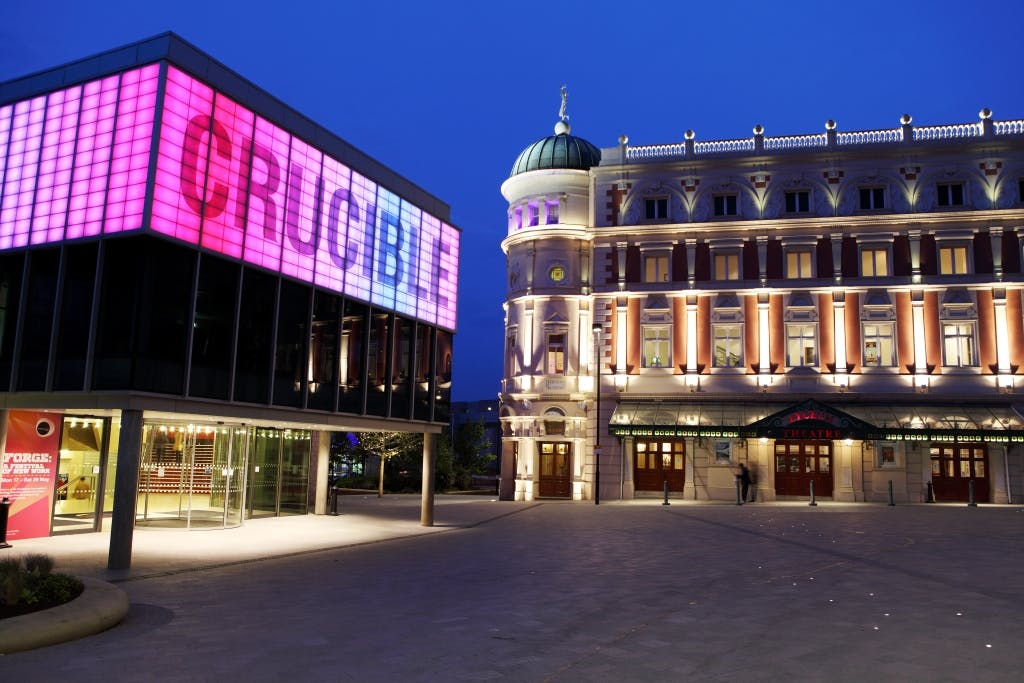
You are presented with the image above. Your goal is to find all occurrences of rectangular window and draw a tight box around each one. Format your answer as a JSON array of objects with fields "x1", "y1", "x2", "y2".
[
  {"x1": 528, "y1": 203, "x2": 540, "y2": 226},
  {"x1": 642, "y1": 326, "x2": 670, "y2": 368},
  {"x1": 939, "y1": 245, "x2": 969, "y2": 275},
  {"x1": 786, "y1": 323, "x2": 817, "y2": 367},
  {"x1": 713, "y1": 325, "x2": 743, "y2": 368},
  {"x1": 937, "y1": 183, "x2": 964, "y2": 207},
  {"x1": 644, "y1": 198, "x2": 668, "y2": 220},
  {"x1": 644, "y1": 254, "x2": 670, "y2": 283},
  {"x1": 862, "y1": 322, "x2": 895, "y2": 367},
  {"x1": 546, "y1": 332, "x2": 565, "y2": 374},
  {"x1": 786, "y1": 250, "x2": 812, "y2": 278},
  {"x1": 714, "y1": 253, "x2": 740, "y2": 280},
  {"x1": 713, "y1": 194, "x2": 738, "y2": 216},
  {"x1": 785, "y1": 190, "x2": 809, "y2": 213},
  {"x1": 1018, "y1": 178, "x2": 1024, "y2": 203},
  {"x1": 942, "y1": 322, "x2": 976, "y2": 367},
  {"x1": 859, "y1": 187, "x2": 885, "y2": 210},
  {"x1": 861, "y1": 248, "x2": 888, "y2": 276},
  {"x1": 546, "y1": 200, "x2": 559, "y2": 224}
]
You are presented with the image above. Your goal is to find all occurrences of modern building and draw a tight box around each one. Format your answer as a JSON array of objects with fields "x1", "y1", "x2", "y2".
[
  {"x1": 0, "y1": 33, "x2": 459, "y2": 567},
  {"x1": 499, "y1": 96, "x2": 1024, "y2": 505}
]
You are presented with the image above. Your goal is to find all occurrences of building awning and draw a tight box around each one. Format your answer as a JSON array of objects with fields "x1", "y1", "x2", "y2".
[{"x1": 608, "y1": 399, "x2": 1024, "y2": 443}]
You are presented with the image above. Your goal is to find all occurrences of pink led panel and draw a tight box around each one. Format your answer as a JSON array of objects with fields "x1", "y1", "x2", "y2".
[
  {"x1": 0, "y1": 65, "x2": 159, "y2": 248},
  {"x1": 152, "y1": 66, "x2": 459, "y2": 331}
]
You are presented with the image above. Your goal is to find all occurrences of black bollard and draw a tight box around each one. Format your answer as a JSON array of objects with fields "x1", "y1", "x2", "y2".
[
  {"x1": 662, "y1": 480, "x2": 670, "y2": 506},
  {"x1": 926, "y1": 480, "x2": 935, "y2": 503},
  {"x1": 0, "y1": 497, "x2": 11, "y2": 548},
  {"x1": 888, "y1": 480, "x2": 895, "y2": 506},
  {"x1": 735, "y1": 477, "x2": 743, "y2": 505},
  {"x1": 809, "y1": 480, "x2": 817, "y2": 506},
  {"x1": 968, "y1": 479, "x2": 977, "y2": 507},
  {"x1": 329, "y1": 486, "x2": 340, "y2": 516}
]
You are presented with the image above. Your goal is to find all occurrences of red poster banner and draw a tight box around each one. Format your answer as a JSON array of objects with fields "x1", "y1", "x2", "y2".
[{"x1": 1, "y1": 411, "x2": 61, "y2": 540}]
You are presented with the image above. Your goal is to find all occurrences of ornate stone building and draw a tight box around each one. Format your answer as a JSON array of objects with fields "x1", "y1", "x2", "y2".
[{"x1": 499, "y1": 101, "x2": 1024, "y2": 505}]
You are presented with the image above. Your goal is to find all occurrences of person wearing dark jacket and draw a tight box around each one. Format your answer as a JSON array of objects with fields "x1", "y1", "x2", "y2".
[{"x1": 737, "y1": 463, "x2": 752, "y2": 503}]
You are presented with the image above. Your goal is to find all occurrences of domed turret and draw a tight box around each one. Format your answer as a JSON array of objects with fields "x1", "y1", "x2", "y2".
[{"x1": 509, "y1": 86, "x2": 601, "y2": 177}]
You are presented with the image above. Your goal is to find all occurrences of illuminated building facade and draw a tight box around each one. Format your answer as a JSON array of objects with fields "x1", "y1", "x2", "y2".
[
  {"x1": 499, "y1": 102, "x2": 1024, "y2": 504},
  {"x1": 0, "y1": 34, "x2": 459, "y2": 566}
]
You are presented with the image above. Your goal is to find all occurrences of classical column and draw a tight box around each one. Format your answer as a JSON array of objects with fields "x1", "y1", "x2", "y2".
[{"x1": 108, "y1": 409, "x2": 143, "y2": 571}]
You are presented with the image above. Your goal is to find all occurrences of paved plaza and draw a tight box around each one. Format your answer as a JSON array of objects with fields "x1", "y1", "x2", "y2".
[{"x1": 1, "y1": 496, "x2": 1023, "y2": 682}]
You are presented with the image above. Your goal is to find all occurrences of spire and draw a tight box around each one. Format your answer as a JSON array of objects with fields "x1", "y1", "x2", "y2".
[{"x1": 555, "y1": 84, "x2": 570, "y2": 135}]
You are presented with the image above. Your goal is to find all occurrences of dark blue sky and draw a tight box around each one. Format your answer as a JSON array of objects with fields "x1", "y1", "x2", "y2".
[{"x1": 2, "y1": 1, "x2": 1022, "y2": 400}]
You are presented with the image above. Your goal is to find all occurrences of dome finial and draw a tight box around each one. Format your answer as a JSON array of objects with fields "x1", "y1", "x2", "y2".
[{"x1": 555, "y1": 85, "x2": 571, "y2": 135}]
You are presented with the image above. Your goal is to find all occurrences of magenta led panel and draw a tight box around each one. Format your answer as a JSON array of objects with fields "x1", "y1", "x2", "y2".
[
  {"x1": 152, "y1": 66, "x2": 459, "y2": 331},
  {"x1": 0, "y1": 62, "x2": 458, "y2": 330},
  {"x1": 0, "y1": 65, "x2": 159, "y2": 249}
]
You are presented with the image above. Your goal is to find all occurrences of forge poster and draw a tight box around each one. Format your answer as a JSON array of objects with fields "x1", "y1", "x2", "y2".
[{"x1": 1, "y1": 411, "x2": 60, "y2": 540}]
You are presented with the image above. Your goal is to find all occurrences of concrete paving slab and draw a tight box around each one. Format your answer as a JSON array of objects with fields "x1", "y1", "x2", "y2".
[{"x1": 0, "y1": 497, "x2": 1022, "y2": 682}]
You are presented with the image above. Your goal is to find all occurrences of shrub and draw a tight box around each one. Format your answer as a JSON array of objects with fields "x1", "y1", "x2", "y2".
[{"x1": 0, "y1": 554, "x2": 83, "y2": 616}]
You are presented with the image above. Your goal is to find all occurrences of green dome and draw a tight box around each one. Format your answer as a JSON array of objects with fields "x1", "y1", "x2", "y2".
[{"x1": 510, "y1": 122, "x2": 601, "y2": 177}]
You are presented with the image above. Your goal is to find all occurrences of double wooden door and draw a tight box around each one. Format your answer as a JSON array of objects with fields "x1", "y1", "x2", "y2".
[
  {"x1": 538, "y1": 442, "x2": 571, "y2": 498},
  {"x1": 774, "y1": 440, "x2": 832, "y2": 497}
]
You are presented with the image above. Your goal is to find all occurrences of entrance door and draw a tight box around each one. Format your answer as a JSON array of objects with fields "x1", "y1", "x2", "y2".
[
  {"x1": 930, "y1": 444, "x2": 989, "y2": 502},
  {"x1": 538, "y1": 442, "x2": 571, "y2": 498},
  {"x1": 774, "y1": 440, "x2": 832, "y2": 497},
  {"x1": 137, "y1": 424, "x2": 249, "y2": 528},
  {"x1": 634, "y1": 440, "x2": 685, "y2": 492},
  {"x1": 52, "y1": 416, "x2": 111, "y2": 534}
]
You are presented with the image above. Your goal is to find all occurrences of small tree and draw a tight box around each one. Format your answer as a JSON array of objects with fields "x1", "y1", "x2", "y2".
[
  {"x1": 355, "y1": 431, "x2": 421, "y2": 496},
  {"x1": 451, "y1": 420, "x2": 494, "y2": 489}
]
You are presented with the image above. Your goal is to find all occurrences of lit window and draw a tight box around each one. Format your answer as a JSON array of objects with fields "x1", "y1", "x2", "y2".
[
  {"x1": 513, "y1": 207, "x2": 522, "y2": 230},
  {"x1": 785, "y1": 191, "x2": 810, "y2": 213},
  {"x1": 786, "y1": 250, "x2": 813, "y2": 278},
  {"x1": 861, "y1": 248, "x2": 888, "y2": 276},
  {"x1": 714, "y1": 253, "x2": 740, "y2": 280},
  {"x1": 862, "y1": 323, "x2": 895, "y2": 367},
  {"x1": 528, "y1": 204, "x2": 540, "y2": 226},
  {"x1": 713, "y1": 325, "x2": 743, "y2": 367},
  {"x1": 645, "y1": 198, "x2": 668, "y2": 220},
  {"x1": 942, "y1": 322, "x2": 976, "y2": 367},
  {"x1": 713, "y1": 194, "x2": 738, "y2": 216},
  {"x1": 642, "y1": 326, "x2": 670, "y2": 368},
  {"x1": 546, "y1": 200, "x2": 559, "y2": 225},
  {"x1": 786, "y1": 324, "x2": 817, "y2": 367},
  {"x1": 937, "y1": 183, "x2": 965, "y2": 207},
  {"x1": 859, "y1": 187, "x2": 885, "y2": 210},
  {"x1": 939, "y1": 245, "x2": 969, "y2": 275},
  {"x1": 644, "y1": 254, "x2": 670, "y2": 283},
  {"x1": 546, "y1": 332, "x2": 565, "y2": 374}
]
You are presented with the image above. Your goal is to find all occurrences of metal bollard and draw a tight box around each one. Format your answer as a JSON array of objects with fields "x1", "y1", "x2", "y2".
[
  {"x1": 809, "y1": 480, "x2": 817, "y2": 506},
  {"x1": 968, "y1": 479, "x2": 977, "y2": 507},
  {"x1": 0, "y1": 497, "x2": 11, "y2": 548},
  {"x1": 926, "y1": 481, "x2": 935, "y2": 503},
  {"x1": 735, "y1": 477, "x2": 743, "y2": 505},
  {"x1": 662, "y1": 480, "x2": 670, "y2": 506},
  {"x1": 888, "y1": 480, "x2": 895, "y2": 506},
  {"x1": 329, "y1": 486, "x2": 340, "y2": 516}
]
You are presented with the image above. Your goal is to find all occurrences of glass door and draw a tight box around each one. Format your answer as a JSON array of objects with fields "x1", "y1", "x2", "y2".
[
  {"x1": 137, "y1": 423, "x2": 250, "y2": 528},
  {"x1": 52, "y1": 416, "x2": 108, "y2": 534}
]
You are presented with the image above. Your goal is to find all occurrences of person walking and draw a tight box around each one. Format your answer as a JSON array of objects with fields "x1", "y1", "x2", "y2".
[{"x1": 737, "y1": 463, "x2": 752, "y2": 503}]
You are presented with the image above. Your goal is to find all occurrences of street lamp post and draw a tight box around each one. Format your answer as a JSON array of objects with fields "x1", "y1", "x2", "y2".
[{"x1": 593, "y1": 322, "x2": 602, "y2": 505}]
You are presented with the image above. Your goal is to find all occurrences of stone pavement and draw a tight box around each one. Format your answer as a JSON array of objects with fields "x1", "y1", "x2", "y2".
[{"x1": 1, "y1": 496, "x2": 1023, "y2": 682}]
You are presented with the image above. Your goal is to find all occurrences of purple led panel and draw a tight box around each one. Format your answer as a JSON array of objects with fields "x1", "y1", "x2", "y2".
[
  {"x1": 0, "y1": 64, "x2": 159, "y2": 249},
  {"x1": 151, "y1": 66, "x2": 459, "y2": 331},
  {"x1": 0, "y1": 62, "x2": 458, "y2": 331}
]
